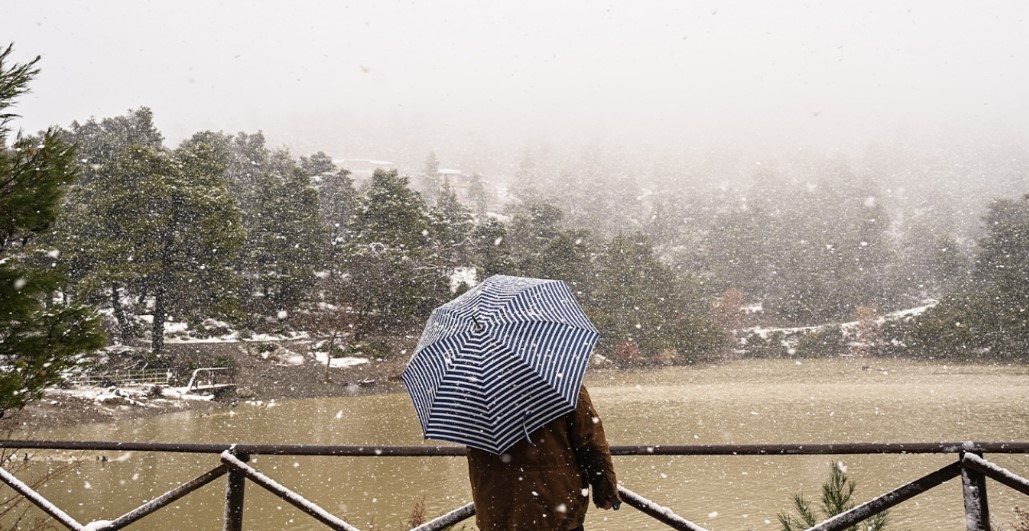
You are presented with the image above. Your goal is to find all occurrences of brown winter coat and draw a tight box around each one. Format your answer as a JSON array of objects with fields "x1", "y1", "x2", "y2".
[{"x1": 466, "y1": 385, "x2": 619, "y2": 531}]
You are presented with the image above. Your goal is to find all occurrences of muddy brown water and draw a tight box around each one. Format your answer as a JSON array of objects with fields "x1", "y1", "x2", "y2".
[{"x1": 6, "y1": 358, "x2": 1029, "y2": 530}]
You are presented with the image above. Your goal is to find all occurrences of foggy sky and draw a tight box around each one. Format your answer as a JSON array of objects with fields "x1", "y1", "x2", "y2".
[{"x1": 5, "y1": 1, "x2": 1029, "y2": 175}]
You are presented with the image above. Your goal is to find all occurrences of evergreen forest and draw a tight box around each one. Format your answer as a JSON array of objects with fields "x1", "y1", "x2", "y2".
[{"x1": 4, "y1": 44, "x2": 1029, "y2": 411}]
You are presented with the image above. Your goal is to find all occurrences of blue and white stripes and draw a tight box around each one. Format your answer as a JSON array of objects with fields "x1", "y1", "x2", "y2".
[{"x1": 402, "y1": 275, "x2": 599, "y2": 454}]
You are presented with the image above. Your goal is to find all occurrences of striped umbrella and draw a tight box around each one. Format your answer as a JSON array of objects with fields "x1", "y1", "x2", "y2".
[{"x1": 402, "y1": 275, "x2": 599, "y2": 454}]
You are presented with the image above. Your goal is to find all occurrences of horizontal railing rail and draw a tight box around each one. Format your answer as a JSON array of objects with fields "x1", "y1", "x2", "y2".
[
  {"x1": 1, "y1": 440, "x2": 1026, "y2": 531},
  {"x1": 4, "y1": 439, "x2": 1029, "y2": 456},
  {"x1": 68, "y1": 368, "x2": 173, "y2": 386}
]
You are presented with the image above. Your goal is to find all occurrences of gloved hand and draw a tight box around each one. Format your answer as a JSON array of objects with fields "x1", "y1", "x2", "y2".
[{"x1": 598, "y1": 496, "x2": 621, "y2": 510}]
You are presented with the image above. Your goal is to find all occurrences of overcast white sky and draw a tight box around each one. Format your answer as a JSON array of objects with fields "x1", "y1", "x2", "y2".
[{"x1": 5, "y1": 1, "x2": 1028, "y2": 173}]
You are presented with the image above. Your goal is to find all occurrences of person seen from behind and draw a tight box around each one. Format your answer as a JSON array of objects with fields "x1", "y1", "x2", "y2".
[{"x1": 466, "y1": 385, "x2": 620, "y2": 531}]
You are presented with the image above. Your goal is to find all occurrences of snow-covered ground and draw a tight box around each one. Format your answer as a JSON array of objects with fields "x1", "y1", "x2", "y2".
[
  {"x1": 51, "y1": 318, "x2": 375, "y2": 413},
  {"x1": 311, "y1": 350, "x2": 369, "y2": 369},
  {"x1": 46, "y1": 384, "x2": 216, "y2": 409},
  {"x1": 162, "y1": 318, "x2": 311, "y2": 344},
  {"x1": 743, "y1": 299, "x2": 938, "y2": 339}
]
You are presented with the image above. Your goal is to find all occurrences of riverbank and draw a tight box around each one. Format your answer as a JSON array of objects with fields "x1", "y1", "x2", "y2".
[
  {"x1": 1, "y1": 339, "x2": 412, "y2": 434},
  {"x1": 4, "y1": 337, "x2": 1025, "y2": 436}
]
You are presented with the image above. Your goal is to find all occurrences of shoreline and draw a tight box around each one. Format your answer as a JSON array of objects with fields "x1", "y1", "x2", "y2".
[
  {"x1": 0, "y1": 340, "x2": 412, "y2": 436},
  {"x1": 4, "y1": 345, "x2": 1028, "y2": 437}
]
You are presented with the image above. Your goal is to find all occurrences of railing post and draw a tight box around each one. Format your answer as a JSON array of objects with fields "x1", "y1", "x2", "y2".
[
  {"x1": 224, "y1": 452, "x2": 249, "y2": 531},
  {"x1": 961, "y1": 451, "x2": 990, "y2": 531}
]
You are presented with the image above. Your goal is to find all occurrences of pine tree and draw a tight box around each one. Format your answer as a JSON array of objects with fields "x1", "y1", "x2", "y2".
[
  {"x1": 237, "y1": 150, "x2": 325, "y2": 321},
  {"x1": 63, "y1": 107, "x2": 164, "y2": 175},
  {"x1": 318, "y1": 168, "x2": 358, "y2": 244},
  {"x1": 423, "y1": 150, "x2": 440, "y2": 176},
  {"x1": 222, "y1": 131, "x2": 270, "y2": 216},
  {"x1": 754, "y1": 179, "x2": 896, "y2": 325},
  {"x1": 466, "y1": 174, "x2": 489, "y2": 218},
  {"x1": 896, "y1": 220, "x2": 969, "y2": 298},
  {"x1": 505, "y1": 199, "x2": 564, "y2": 276},
  {"x1": 352, "y1": 169, "x2": 431, "y2": 250},
  {"x1": 418, "y1": 150, "x2": 442, "y2": 204},
  {"x1": 305, "y1": 156, "x2": 357, "y2": 280},
  {"x1": 164, "y1": 131, "x2": 246, "y2": 324},
  {"x1": 504, "y1": 199, "x2": 599, "y2": 297},
  {"x1": 318, "y1": 169, "x2": 359, "y2": 310},
  {"x1": 703, "y1": 204, "x2": 779, "y2": 300},
  {"x1": 0, "y1": 44, "x2": 105, "y2": 412},
  {"x1": 59, "y1": 126, "x2": 244, "y2": 355},
  {"x1": 470, "y1": 217, "x2": 512, "y2": 278},
  {"x1": 299, "y1": 151, "x2": 336, "y2": 178},
  {"x1": 591, "y1": 232, "x2": 727, "y2": 363},
  {"x1": 910, "y1": 194, "x2": 1029, "y2": 360},
  {"x1": 428, "y1": 178, "x2": 475, "y2": 275},
  {"x1": 339, "y1": 169, "x2": 446, "y2": 337},
  {"x1": 56, "y1": 109, "x2": 169, "y2": 338},
  {"x1": 778, "y1": 461, "x2": 891, "y2": 531}
]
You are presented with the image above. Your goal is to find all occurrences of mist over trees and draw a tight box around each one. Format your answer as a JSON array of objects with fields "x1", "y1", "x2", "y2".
[
  {"x1": 499, "y1": 142, "x2": 1028, "y2": 360},
  {"x1": 22, "y1": 104, "x2": 1029, "y2": 368},
  {"x1": 908, "y1": 194, "x2": 1029, "y2": 360},
  {"x1": 4, "y1": 39, "x2": 1029, "y2": 414},
  {"x1": 8, "y1": 97, "x2": 1025, "y2": 358}
]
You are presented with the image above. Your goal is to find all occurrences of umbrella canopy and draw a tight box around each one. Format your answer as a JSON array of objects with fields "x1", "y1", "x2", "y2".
[{"x1": 402, "y1": 275, "x2": 599, "y2": 454}]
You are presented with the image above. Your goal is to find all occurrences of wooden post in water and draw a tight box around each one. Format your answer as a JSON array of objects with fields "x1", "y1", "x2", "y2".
[
  {"x1": 224, "y1": 452, "x2": 249, "y2": 531},
  {"x1": 961, "y1": 451, "x2": 990, "y2": 531}
]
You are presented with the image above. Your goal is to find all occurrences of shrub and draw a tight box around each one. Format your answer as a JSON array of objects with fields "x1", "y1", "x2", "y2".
[
  {"x1": 328, "y1": 344, "x2": 349, "y2": 359},
  {"x1": 251, "y1": 342, "x2": 277, "y2": 354},
  {"x1": 740, "y1": 330, "x2": 788, "y2": 358},
  {"x1": 407, "y1": 497, "x2": 427, "y2": 528},
  {"x1": 191, "y1": 319, "x2": 234, "y2": 339},
  {"x1": 778, "y1": 461, "x2": 890, "y2": 531},
  {"x1": 348, "y1": 339, "x2": 392, "y2": 359},
  {"x1": 609, "y1": 340, "x2": 645, "y2": 366},
  {"x1": 212, "y1": 355, "x2": 238, "y2": 377},
  {"x1": 793, "y1": 326, "x2": 847, "y2": 358}
]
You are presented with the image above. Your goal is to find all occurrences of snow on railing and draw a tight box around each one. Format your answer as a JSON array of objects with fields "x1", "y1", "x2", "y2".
[
  {"x1": 69, "y1": 368, "x2": 172, "y2": 387},
  {"x1": 185, "y1": 367, "x2": 228, "y2": 391}
]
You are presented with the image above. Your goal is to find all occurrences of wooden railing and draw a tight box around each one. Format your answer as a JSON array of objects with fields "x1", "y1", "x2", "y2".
[
  {"x1": 0, "y1": 440, "x2": 1027, "y2": 530},
  {"x1": 68, "y1": 368, "x2": 173, "y2": 387}
]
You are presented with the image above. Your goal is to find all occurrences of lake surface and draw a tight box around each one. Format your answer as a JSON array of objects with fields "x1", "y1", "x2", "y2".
[{"x1": 7, "y1": 358, "x2": 1029, "y2": 530}]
